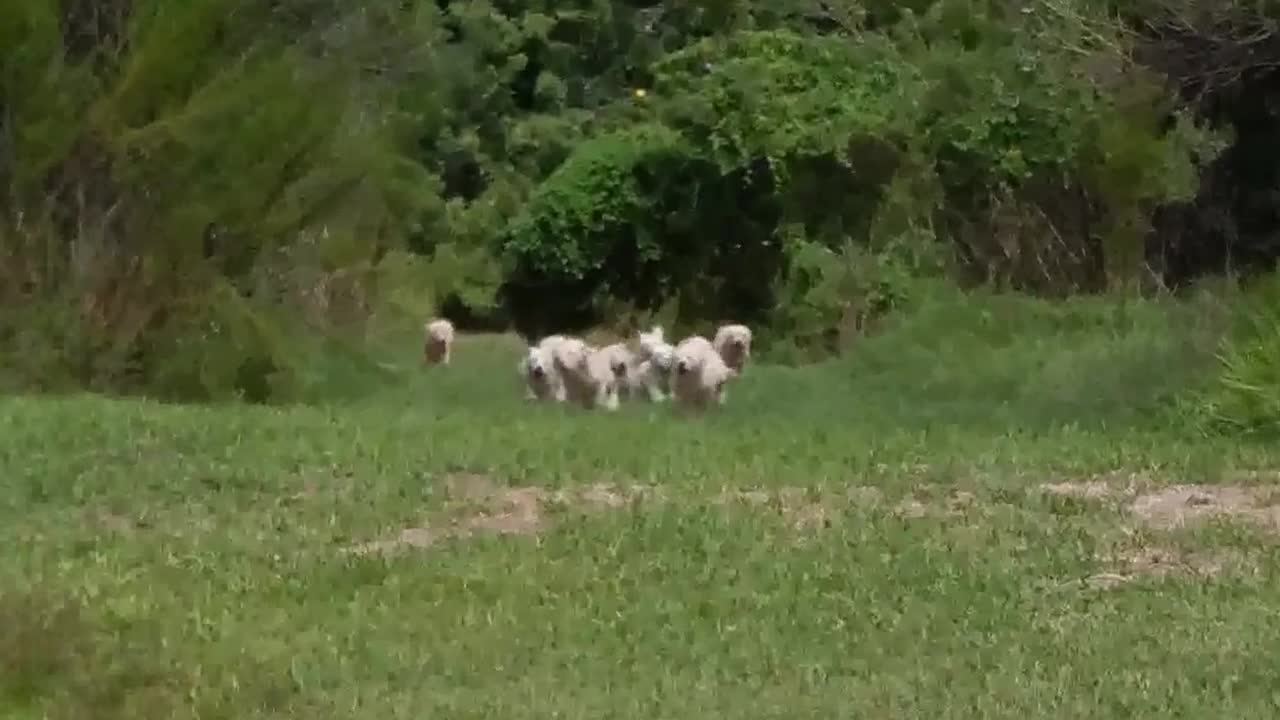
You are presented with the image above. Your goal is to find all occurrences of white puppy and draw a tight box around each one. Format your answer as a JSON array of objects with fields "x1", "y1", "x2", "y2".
[
  {"x1": 632, "y1": 325, "x2": 675, "y2": 402},
  {"x1": 596, "y1": 342, "x2": 634, "y2": 381},
  {"x1": 423, "y1": 318, "x2": 455, "y2": 365},
  {"x1": 637, "y1": 325, "x2": 666, "y2": 355},
  {"x1": 519, "y1": 335, "x2": 567, "y2": 402},
  {"x1": 673, "y1": 335, "x2": 715, "y2": 367},
  {"x1": 552, "y1": 337, "x2": 622, "y2": 411},
  {"x1": 671, "y1": 335, "x2": 737, "y2": 412},
  {"x1": 713, "y1": 323, "x2": 752, "y2": 373}
]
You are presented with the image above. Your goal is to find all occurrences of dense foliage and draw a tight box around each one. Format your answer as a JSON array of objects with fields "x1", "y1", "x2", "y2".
[{"x1": 4, "y1": 0, "x2": 1280, "y2": 413}]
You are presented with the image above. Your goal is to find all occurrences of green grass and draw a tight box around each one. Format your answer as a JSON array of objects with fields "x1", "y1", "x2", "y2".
[{"x1": 3, "y1": 285, "x2": 1280, "y2": 719}]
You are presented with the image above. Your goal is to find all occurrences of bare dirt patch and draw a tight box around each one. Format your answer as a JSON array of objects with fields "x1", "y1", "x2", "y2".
[
  {"x1": 714, "y1": 484, "x2": 979, "y2": 529},
  {"x1": 358, "y1": 474, "x2": 1280, "y2": 557},
  {"x1": 568, "y1": 482, "x2": 665, "y2": 512},
  {"x1": 347, "y1": 477, "x2": 661, "y2": 556},
  {"x1": 1037, "y1": 470, "x2": 1161, "y2": 502},
  {"x1": 1036, "y1": 476, "x2": 1280, "y2": 534},
  {"x1": 351, "y1": 527, "x2": 441, "y2": 555},
  {"x1": 1078, "y1": 545, "x2": 1254, "y2": 589},
  {"x1": 458, "y1": 486, "x2": 547, "y2": 536},
  {"x1": 354, "y1": 482, "x2": 867, "y2": 555},
  {"x1": 713, "y1": 487, "x2": 840, "y2": 531},
  {"x1": 1130, "y1": 484, "x2": 1280, "y2": 533},
  {"x1": 846, "y1": 486, "x2": 886, "y2": 507},
  {"x1": 1032, "y1": 477, "x2": 1278, "y2": 590},
  {"x1": 1039, "y1": 481, "x2": 1115, "y2": 501},
  {"x1": 891, "y1": 488, "x2": 982, "y2": 520},
  {"x1": 777, "y1": 488, "x2": 833, "y2": 531},
  {"x1": 712, "y1": 484, "x2": 981, "y2": 525},
  {"x1": 89, "y1": 510, "x2": 138, "y2": 534},
  {"x1": 893, "y1": 498, "x2": 929, "y2": 519},
  {"x1": 1107, "y1": 545, "x2": 1234, "y2": 578},
  {"x1": 714, "y1": 489, "x2": 772, "y2": 507}
]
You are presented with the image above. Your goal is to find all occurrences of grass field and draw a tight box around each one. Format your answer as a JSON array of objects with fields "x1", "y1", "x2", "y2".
[{"x1": 4, "y1": 284, "x2": 1280, "y2": 718}]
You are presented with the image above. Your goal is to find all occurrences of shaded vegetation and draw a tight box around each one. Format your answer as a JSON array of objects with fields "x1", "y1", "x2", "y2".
[{"x1": 4, "y1": 0, "x2": 1280, "y2": 428}]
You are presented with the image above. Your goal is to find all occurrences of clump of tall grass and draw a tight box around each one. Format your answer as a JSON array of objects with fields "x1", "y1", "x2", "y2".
[{"x1": 1196, "y1": 272, "x2": 1280, "y2": 435}]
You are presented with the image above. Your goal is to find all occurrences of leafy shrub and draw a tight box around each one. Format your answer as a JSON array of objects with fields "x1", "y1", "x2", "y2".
[
  {"x1": 765, "y1": 230, "x2": 910, "y2": 363},
  {"x1": 499, "y1": 124, "x2": 724, "y2": 337},
  {"x1": 499, "y1": 30, "x2": 920, "y2": 344},
  {"x1": 1197, "y1": 272, "x2": 1280, "y2": 435},
  {"x1": 650, "y1": 30, "x2": 919, "y2": 172},
  {"x1": 141, "y1": 280, "x2": 303, "y2": 403}
]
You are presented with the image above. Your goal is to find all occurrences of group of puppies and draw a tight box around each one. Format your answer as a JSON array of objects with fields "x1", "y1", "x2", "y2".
[
  {"x1": 518, "y1": 324, "x2": 752, "y2": 413},
  {"x1": 420, "y1": 317, "x2": 753, "y2": 413}
]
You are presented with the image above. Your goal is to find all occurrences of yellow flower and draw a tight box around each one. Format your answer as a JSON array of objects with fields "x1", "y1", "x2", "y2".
[{"x1": 633, "y1": 88, "x2": 647, "y2": 98}]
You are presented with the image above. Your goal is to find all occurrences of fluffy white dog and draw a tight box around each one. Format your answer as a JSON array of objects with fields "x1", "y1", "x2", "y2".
[
  {"x1": 519, "y1": 335, "x2": 567, "y2": 402},
  {"x1": 631, "y1": 325, "x2": 675, "y2": 402},
  {"x1": 713, "y1": 323, "x2": 753, "y2": 373},
  {"x1": 637, "y1": 325, "x2": 666, "y2": 355},
  {"x1": 423, "y1": 318, "x2": 455, "y2": 365},
  {"x1": 596, "y1": 342, "x2": 635, "y2": 381},
  {"x1": 671, "y1": 334, "x2": 737, "y2": 412},
  {"x1": 552, "y1": 337, "x2": 622, "y2": 411}
]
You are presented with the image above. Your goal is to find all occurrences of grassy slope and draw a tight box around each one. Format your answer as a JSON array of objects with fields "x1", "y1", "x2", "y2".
[{"x1": 2, "y1": 284, "x2": 1279, "y2": 718}]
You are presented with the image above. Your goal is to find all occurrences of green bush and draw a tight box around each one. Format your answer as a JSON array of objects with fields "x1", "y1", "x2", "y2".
[
  {"x1": 499, "y1": 123, "x2": 725, "y2": 335},
  {"x1": 502, "y1": 124, "x2": 695, "y2": 285},
  {"x1": 141, "y1": 280, "x2": 303, "y2": 404},
  {"x1": 497, "y1": 15, "x2": 1219, "y2": 356},
  {"x1": 764, "y1": 231, "x2": 910, "y2": 363},
  {"x1": 499, "y1": 30, "x2": 919, "y2": 342},
  {"x1": 1198, "y1": 272, "x2": 1280, "y2": 435}
]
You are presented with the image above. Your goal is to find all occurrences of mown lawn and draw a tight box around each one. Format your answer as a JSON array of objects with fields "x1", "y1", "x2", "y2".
[{"x1": 2, "y1": 286, "x2": 1279, "y2": 719}]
